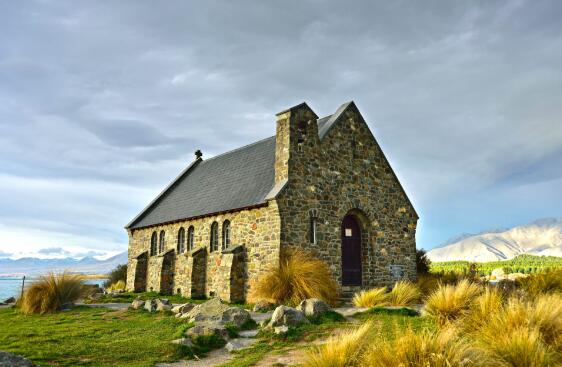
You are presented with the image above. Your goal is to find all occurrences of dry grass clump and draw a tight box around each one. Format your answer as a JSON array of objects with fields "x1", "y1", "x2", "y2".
[
  {"x1": 516, "y1": 268, "x2": 562, "y2": 297},
  {"x1": 303, "y1": 322, "x2": 375, "y2": 367},
  {"x1": 106, "y1": 280, "x2": 126, "y2": 292},
  {"x1": 362, "y1": 327, "x2": 491, "y2": 367},
  {"x1": 462, "y1": 286, "x2": 504, "y2": 332},
  {"x1": 20, "y1": 272, "x2": 85, "y2": 314},
  {"x1": 352, "y1": 287, "x2": 387, "y2": 308},
  {"x1": 417, "y1": 273, "x2": 441, "y2": 296},
  {"x1": 248, "y1": 248, "x2": 338, "y2": 306},
  {"x1": 387, "y1": 280, "x2": 421, "y2": 306},
  {"x1": 424, "y1": 279, "x2": 481, "y2": 325}
]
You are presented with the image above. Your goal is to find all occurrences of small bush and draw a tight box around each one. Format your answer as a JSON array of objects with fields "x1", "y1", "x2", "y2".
[
  {"x1": 248, "y1": 248, "x2": 338, "y2": 306},
  {"x1": 416, "y1": 249, "x2": 431, "y2": 274},
  {"x1": 303, "y1": 321, "x2": 375, "y2": 367},
  {"x1": 387, "y1": 280, "x2": 421, "y2": 306},
  {"x1": 362, "y1": 327, "x2": 490, "y2": 367},
  {"x1": 20, "y1": 272, "x2": 85, "y2": 314},
  {"x1": 106, "y1": 280, "x2": 126, "y2": 292},
  {"x1": 352, "y1": 287, "x2": 387, "y2": 308},
  {"x1": 104, "y1": 264, "x2": 127, "y2": 288},
  {"x1": 424, "y1": 279, "x2": 481, "y2": 325}
]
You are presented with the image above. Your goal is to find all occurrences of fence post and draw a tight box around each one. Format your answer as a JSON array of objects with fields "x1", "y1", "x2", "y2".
[{"x1": 20, "y1": 275, "x2": 26, "y2": 300}]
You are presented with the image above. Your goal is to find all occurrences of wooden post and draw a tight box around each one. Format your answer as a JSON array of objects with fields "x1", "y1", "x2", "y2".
[{"x1": 20, "y1": 275, "x2": 26, "y2": 300}]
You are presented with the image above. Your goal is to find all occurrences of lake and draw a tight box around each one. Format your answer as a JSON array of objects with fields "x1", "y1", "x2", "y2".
[{"x1": 0, "y1": 277, "x2": 106, "y2": 301}]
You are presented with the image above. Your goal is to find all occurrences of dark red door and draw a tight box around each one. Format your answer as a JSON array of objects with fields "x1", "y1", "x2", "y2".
[{"x1": 341, "y1": 215, "x2": 362, "y2": 286}]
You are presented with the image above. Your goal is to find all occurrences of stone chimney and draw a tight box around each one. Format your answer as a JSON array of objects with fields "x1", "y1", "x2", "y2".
[{"x1": 274, "y1": 102, "x2": 318, "y2": 185}]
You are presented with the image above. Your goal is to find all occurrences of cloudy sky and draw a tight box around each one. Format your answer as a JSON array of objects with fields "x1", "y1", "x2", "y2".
[{"x1": 0, "y1": 0, "x2": 561, "y2": 259}]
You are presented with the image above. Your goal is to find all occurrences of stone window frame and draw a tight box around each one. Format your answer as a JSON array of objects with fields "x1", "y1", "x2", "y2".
[
  {"x1": 222, "y1": 220, "x2": 231, "y2": 250},
  {"x1": 177, "y1": 227, "x2": 185, "y2": 254},
  {"x1": 187, "y1": 225, "x2": 195, "y2": 251},
  {"x1": 210, "y1": 222, "x2": 219, "y2": 252},
  {"x1": 150, "y1": 231, "x2": 157, "y2": 256},
  {"x1": 309, "y1": 209, "x2": 318, "y2": 244},
  {"x1": 159, "y1": 230, "x2": 166, "y2": 254}
]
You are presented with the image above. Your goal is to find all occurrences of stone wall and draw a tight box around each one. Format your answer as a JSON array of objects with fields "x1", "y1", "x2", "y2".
[
  {"x1": 273, "y1": 103, "x2": 418, "y2": 290},
  {"x1": 126, "y1": 203, "x2": 281, "y2": 301}
]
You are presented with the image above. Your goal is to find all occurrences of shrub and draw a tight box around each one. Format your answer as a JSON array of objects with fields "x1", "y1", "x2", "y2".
[
  {"x1": 248, "y1": 248, "x2": 338, "y2": 306},
  {"x1": 20, "y1": 272, "x2": 85, "y2": 314},
  {"x1": 104, "y1": 264, "x2": 127, "y2": 288},
  {"x1": 106, "y1": 280, "x2": 126, "y2": 292},
  {"x1": 424, "y1": 279, "x2": 481, "y2": 325},
  {"x1": 416, "y1": 249, "x2": 431, "y2": 274},
  {"x1": 352, "y1": 287, "x2": 387, "y2": 308},
  {"x1": 303, "y1": 321, "x2": 375, "y2": 367},
  {"x1": 387, "y1": 280, "x2": 421, "y2": 306},
  {"x1": 362, "y1": 327, "x2": 491, "y2": 367}
]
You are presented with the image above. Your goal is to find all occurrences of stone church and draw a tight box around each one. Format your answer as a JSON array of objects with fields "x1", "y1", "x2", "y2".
[{"x1": 125, "y1": 101, "x2": 418, "y2": 302}]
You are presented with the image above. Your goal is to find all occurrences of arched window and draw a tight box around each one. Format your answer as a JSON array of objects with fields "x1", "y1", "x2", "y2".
[
  {"x1": 177, "y1": 227, "x2": 185, "y2": 254},
  {"x1": 210, "y1": 222, "x2": 218, "y2": 252},
  {"x1": 222, "y1": 220, "x2": 231, "y2": 249},
  {"x1": 309, "y1": 210, "x2": 318, "y2": 244},
  {"x1": 187, "y1": 226, "x2": 194, "y2": 251},
  {"x1": 150, "y1": 232, "x2": 157, "y2": 256},
  {"x1": 159, "y1": 230, "x2": 165, "y2": 253}
]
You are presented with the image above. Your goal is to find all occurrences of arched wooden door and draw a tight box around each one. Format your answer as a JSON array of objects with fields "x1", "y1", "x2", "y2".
[{"x1": 341, "y1": 215, "x2": 362, "y2": 286}]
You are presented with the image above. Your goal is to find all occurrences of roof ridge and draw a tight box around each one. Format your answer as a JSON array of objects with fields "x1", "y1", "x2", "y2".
[{"x1": 202, "y1": 135, "x2": 275, "y2": 163}]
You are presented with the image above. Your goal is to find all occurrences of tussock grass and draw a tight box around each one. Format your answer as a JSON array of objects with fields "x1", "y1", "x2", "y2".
[
  {"x1": 362, "y1": 327, "x2": 491, "y2": 367},
  {"x1": 20, "y1": 272, "x2": 85, "y2": 314},
  {"x1": 387, "y1": 280, "x2": 421, "y2": 306},
  {"x1": 352, "y1": 287, "x2": 387, "y2": 308},
  {"x1": 424, "y1": 279, "x2": 481, "y2": 325},
  {"x1": 462, "y1": 286, "x2": 504, "y2": 332},
  {"x1": 516, "y1": 268, "x2": 562, "y2": 297},
  {"x1": 303, "y1": 322, "x2": 375, "y2": 367},
  {"x1": 106, "y1": 280, "x2": 126, "y2": 292},
  {"x1": 248, "y1": 248, "x2": 338, "y2": 306}
]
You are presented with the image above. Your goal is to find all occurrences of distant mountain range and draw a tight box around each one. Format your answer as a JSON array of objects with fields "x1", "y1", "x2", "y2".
[
  {"x1": 427, "y1": 218, "x2": 562, "y2": 262},
  {"x1": 0, "y1": 252, "x2": 128, "y2": 277}
]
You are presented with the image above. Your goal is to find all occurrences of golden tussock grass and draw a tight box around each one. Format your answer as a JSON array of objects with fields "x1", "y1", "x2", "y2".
[
  {"x1": 20, "y1": 272, "x2": 85, "y2": 314},
  {"x1": 352, "y1": 287, "x2": 387, "y2": 308},
  {"x1": 424, "y1": 279, "x2": 481, "y2": 325},
  {"x1": 387, "y1": 280, "x2": 421, "y2": 307},
  {"x1": 248, "y1": 248, "x2": 339, "y2": 306},
  {"x1": 106, "y1": 280, "x2": 126, "y2": 292}
]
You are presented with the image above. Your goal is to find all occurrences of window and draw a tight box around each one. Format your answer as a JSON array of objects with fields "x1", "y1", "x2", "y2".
[
  {"x1": 177, "y1": 227, "x2": 185, "y2": 253},
  {"x1": 210, "y1": 222, "x2": 218, "y2": 252},
  {"x1": 309, "y1": 210, "x2": 318, "y2": 244},
  {"x1": 222, "y1": 220, "x2": 231, "y2": 250},
  {"x1": 187, "y1": 226, "x2": 194, "y2": 251},
  {"x1": 159, "y1": 230, "x2": 165, "y2": 253},
  {"x1": 150, "y1": 232, "x2": 157, "y2": 256}
]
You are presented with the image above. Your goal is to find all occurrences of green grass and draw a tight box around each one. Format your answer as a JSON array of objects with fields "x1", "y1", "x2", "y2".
[
  {"x1": 354, "y1": 307, "x2": 436, "y2": 336},
  {"x1": 85, "y1": 291, "x2": 205, "y2": 304},
  {"x1": 0, "y1": 306, "x2": 195, "y2": 367}
]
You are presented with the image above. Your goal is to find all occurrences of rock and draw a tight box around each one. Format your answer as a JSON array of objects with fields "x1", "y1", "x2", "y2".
[
  {"x1": 259, "y1": 319, "x2": 269, "y2": 328},
  {"x1": 155, "y1": 299, "x2": 172, "y2": 312},
  {"x1": 3, "y1": 297, "x2": 16, "y2": 304},
  {"x1": 268, "y1": 306, "x2": 309, "y2": 328},
  {"x1": 171, "y1": 303, "x2": 195, "y2": 315},
  {"x1": 220, "y1": 307, "x2": 252, "y2": 328},
  {"x1": 130, "y1": 299, "x2": 145, "y2": 310},
  {"x1": 252, "y1": 300, "x2": 275, "y2": 312},
  {"x1": 274, "y1": 325, "x2": 289, "y2": 335},
  {"x1": 171, "y1": 338, "x2": 193, "y2": 347},
  {"x1": 296, "y1": 298, "x2": 330, "y2": 318},
  {"x1": 225, "y1": 338, "x2": 258, "y2": 352},
  {"x1": 144, "y1": 299, "x2": 156, "y2": 312},
  {"x1": 0, "y1": 351, "x2": 37, "y2": 367},
  {"x1": 238, "y1": 330, "x2": 259, "y2": 338},
  {"x1": 186, "y1": 323, "x2": 229, "y2": 341}
]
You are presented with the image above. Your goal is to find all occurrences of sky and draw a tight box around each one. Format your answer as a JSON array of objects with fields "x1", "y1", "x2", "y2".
[{"x1": 0, "y1": 0, "x2": 561, "y2": 259}]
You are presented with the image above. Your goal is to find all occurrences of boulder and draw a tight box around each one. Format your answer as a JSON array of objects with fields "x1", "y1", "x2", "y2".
[
  {"x1": 171, "y1": 338, "x2": 193, "y2": 347},
  {"x1": 252, "y1": 300, "x2": 275, "y2": 312},
  {"x1": 155, "y1": 299, "x2": 172, "y2": 312},
  {"x1": 0, "y1": 351, "x2": 37, "y2": 367},
  {"x1": 274, "y1": 325, "x2": 289, "y2": 335},
  {"x1": 296, "y1": 298, "x2": 331, "y2": 318},
  {"x1": 144, "y1": 299, "x2": 156, "y2": 312},
  {"x1": 268, "y1": 306, "x2": 309, "y2": 328},
  {"x1": 238, "y1": 330, "x2": 259, "y2": 338},
  {"x1": 171, "y1": 303, "x2": 195, "y2": 315},
  {"x1": 184, "y1": 298, "x2": 251, "y2": 327},
  {"x1": 220, "y1": 307, "x2": 252, "y2": 328},
  {"x1": 186, "y1": 323, "x2": 229, "y2": 341},
  {"x1": 130, "y1": 299, "x2": 145, "y2": 310},
  {"x1": 225, "y1": 338, "x2": 258, "y2": 352}
]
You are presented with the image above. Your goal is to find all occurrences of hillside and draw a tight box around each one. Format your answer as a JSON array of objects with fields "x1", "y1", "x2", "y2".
[
  {"x1": 427, "y1": 218, "x2": 562, "y2": 262},
  {"x1": 0, "y1": 252, "x2": 128, "y2": 277}
]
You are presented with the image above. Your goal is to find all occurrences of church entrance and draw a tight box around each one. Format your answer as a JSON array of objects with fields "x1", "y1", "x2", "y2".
[
  {"x1": 341, "y1": 214, "x2": 362, "y2": 286},
  {"x1": 160, "y1": 250, "x2": 175, "y2": 295},
  {"x1": 134, "y1": 252, "x2": 148, "y2": 292}
]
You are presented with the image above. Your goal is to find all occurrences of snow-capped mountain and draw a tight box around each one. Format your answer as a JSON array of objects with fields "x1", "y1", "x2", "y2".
[
  {"x1": 0, "y1": 252, "x2": 128, "y2": 277},
  {"x1": 427, "y1": 218, "x2": 562, "y2": 262}
]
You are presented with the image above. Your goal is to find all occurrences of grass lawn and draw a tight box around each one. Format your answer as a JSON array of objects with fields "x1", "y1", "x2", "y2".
[
  {"x1": 85, "y1": 291, "x2": 206, "y2": 304},
  {"x1": 0, "y1": 306, "x2": 193, "y2": 367}
]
